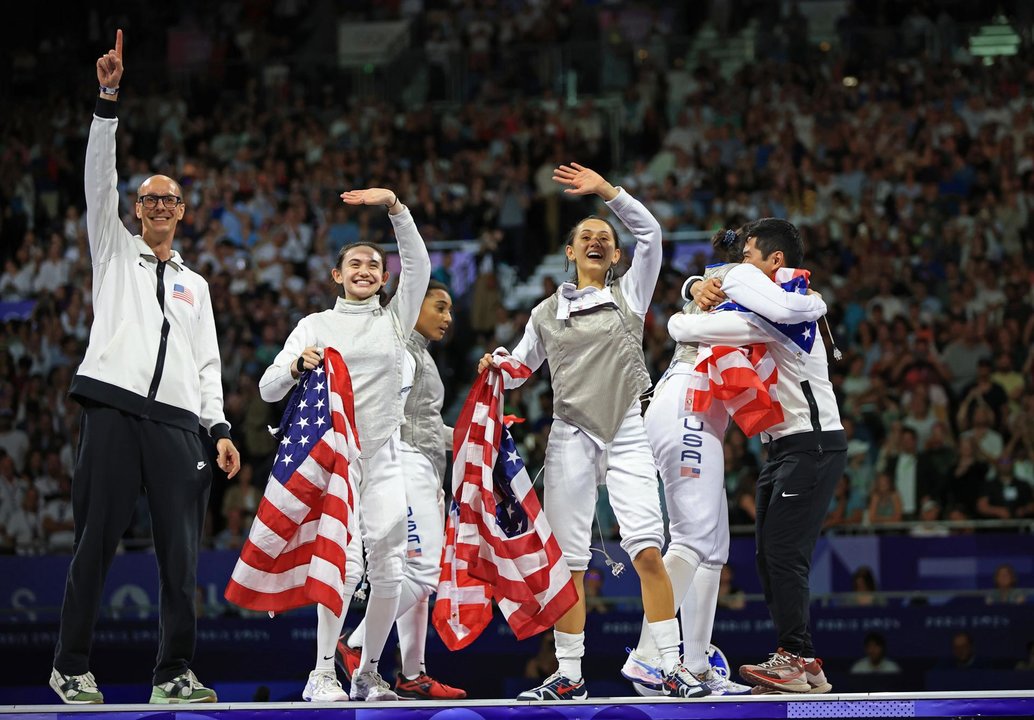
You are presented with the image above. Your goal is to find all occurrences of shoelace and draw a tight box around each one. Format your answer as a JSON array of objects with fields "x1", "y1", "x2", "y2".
[
  {"x1": 65, "y1": 672, "x2": 99, "y2": 694},
  {"x1": 313, "y1": 672, "x2": 342, "y2": 692},
  {"x1": 756, "y1": 652, "x2": 795, "y2": 669},
  {"x1": 360, "y1": 671, "x2": 391, "y2": 690}
]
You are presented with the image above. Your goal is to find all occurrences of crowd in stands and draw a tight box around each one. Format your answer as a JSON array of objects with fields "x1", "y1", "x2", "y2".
[{"x1": 1, "y1": 2, "x2": 1033, "y2": 563}]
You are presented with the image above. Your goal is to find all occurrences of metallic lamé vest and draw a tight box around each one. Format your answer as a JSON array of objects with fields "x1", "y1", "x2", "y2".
[
  {"x1": 400, "y1": 331, "x2": 447, "y2": 479},
  {"x1": 672, "y1": 263, "x2": 736, "y2": 366},
  {"x1": 530, "y1": 280, "x2": 651, "y2": 443}
]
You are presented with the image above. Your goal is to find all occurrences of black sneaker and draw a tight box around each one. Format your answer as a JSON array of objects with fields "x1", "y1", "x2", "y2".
[{"x1": 516, "y1": 672, "x2": 587, "y2": 701}]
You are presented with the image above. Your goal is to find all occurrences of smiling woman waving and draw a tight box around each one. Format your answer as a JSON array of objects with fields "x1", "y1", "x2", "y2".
[
  {"x1": 258, "y1": 187, "x2": 430, "y2": 703},
  {"x1": 478, "y1": 163, "x2": 709, "y2": 701}
]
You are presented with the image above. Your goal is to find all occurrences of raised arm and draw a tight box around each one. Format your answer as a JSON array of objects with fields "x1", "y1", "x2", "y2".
[
  {"x1": 606, "y1": 188, "x2": 663, "y2": 317},
  {"x1": 86, "y1": 28, "x2": 135, "y2": 265},
  {"x1": 719, "y1": 263, "x2": 827, "y2": 323},
  {"x1": 667, "y1": 311, "x2": 770, "y2": 347},
  {"x1": 551, "y1": 162, "x2": 662, "y2": 316},
  {"x1": 341, "y1": 188, "x2": 430, "y2": 335}
]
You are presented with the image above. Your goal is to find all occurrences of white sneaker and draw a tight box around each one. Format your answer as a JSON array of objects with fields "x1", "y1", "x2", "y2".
[
  {"x1": 303, "y1": 669, "x2": 350, "y2": 702},
  {"x1": 620, "y1": 648, "x2": 664, "y2": 694},
  {"x1": 699, "y1": 666, "x2": 752, "y2": 695},
  {"x1": 49, "y1": 669, "x2": 103, "y2": 704},
  {"x1": 350, "y1": 670, "x2": 398, "y2": 701}
]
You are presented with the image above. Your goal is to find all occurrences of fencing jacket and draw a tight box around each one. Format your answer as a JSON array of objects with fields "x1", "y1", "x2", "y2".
[
  {"x1": 399, "y1": 330, "x2": 449, "y2": 481},
  {"x1": 258, "y1": 207, "x2": 430, "y2": 459},
  {"x1": 69, "y1": 100, "x2": 230, "y2": 439},
  {"x1": 668, "y1": 265, "x2": 841, "y2": 443},
  {"x1": 498, "y1": 187, "x2": 661, "y2": 445}
]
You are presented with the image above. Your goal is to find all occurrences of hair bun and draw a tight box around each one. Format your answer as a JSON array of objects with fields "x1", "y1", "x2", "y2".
[{"x1": 722, "y1": 229, "x2": 737, "y2": 247}]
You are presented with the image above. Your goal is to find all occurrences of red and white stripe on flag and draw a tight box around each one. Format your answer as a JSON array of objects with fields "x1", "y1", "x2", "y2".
[
  {"x1": 432, "y1": 355, "x2": 578, "y2": 650},
  {"x1": 690, "y1": 343, "x2": 783, "y2": 437},
  {"x1": 224, "y1": 347, "x2": 361, "y2": 616}
]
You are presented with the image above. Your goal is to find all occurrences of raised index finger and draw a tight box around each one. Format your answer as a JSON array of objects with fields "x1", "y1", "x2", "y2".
[{"x1": 115, "y1": 29, "x2": 123, "y2": 58}]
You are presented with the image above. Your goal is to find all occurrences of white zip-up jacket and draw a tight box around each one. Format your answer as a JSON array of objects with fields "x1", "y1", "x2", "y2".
[
  {"x1": 668, "y1": 265, "x2": 842, "y2": 443},
  {"x1": 69, "y1": 101, "x2": 230, "y2": 439}
]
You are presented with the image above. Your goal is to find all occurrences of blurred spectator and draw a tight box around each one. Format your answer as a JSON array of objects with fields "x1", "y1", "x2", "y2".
[
  {"x1": 0, "y1": 411, "x2": 29, "y2": 474},
  {"x1": 524, "y1": 633, "x2": 559, "y2": 680},
  {"x1": 976, "y1": 459, "x2": 1034, "y2": 520},
  {"x1": 716, "y1": 564, "x2": 746, "y2": 611},
  {"x1": 220, "y1": 463, "x2": 260, "y2": 530},
  {"x1": 949, "y1": 435, "x2": 990, "y2": 515},
  {"x1": 958, "y1": 359, "x2": 1009, "y2": 429},
  {"x1": 824, "y1": 474, "x2": 865, "y2": 529},
  {"x1": 850, "y1": 632, "x2": 902, "y2": 674},
  {"x1": 917, "y1": 423, "x2": 956, "y2": 510},
  {"x1": 937, "y1": 631, "x2": 982, "y2": 670},
  {"x1": 214, "y1": 508, "x2": 247, "y2": 552},
  {"x1": 910, "y1": 499, "x2": 950, "y2": 538},
  {"x1": 1, "y1": 485, "x2": 43, "y2": 554},
  {"x1": 867, "y1": 473, "x2": 903, "y2": 525},
  {"x1": 40, "y1": 475, "x2": 74, "y2": 553},
  {"x1": 986, "y1": 563, "x2": 1026, "y2": 605},
  {"x1": 584, "y1": 567, "x2": 609, "y2": 615},
  {"x1": 843, "y1": 566, "x2": 884, "y2": 608}
]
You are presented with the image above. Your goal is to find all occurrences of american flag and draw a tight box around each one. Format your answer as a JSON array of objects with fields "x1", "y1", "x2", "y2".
[
  {"x1": 172, "y1": 283, "x2": 194, "y2": 306},
  {"x1": 717, "y1": 267, "x2": 817, "y2": 354},
  {"x1": 224, "y1": 348, "x2": 360, "y2": 616},
  {"x1": 432, "y1": 356, "x2": 578, "y2": 650},
  {"x1": 688, "y1": 267, "x2": 815, "y2": 437}
]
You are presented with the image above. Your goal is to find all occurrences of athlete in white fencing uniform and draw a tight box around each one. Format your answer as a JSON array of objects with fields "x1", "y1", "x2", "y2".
[
  {"x1": 478, "y1": 163, "x2": 708, "y2": 700},
  {"x1": 623, "y1": 229, "x2": 828, "y2": 696},
  {"x1": 258, "y1": 188, "x2": 429, "y2": 702},
  {"x1": 337, "y1": 280, "x2": 466, "y2": 700}
]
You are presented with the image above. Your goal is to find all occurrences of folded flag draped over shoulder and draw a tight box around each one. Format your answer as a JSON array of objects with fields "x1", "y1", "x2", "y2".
[
  {"x1": 432, "y1": 356, "x2": 578, "y2": 650},
  {"x1": 224, "y1": 348, "x2": 360, "y2": 616},
  {"x1": 689, "y1": 268, "x2": 814, "y2": 437}
]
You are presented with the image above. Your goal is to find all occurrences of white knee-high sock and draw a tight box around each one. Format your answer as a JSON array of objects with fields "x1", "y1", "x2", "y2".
[
  {"x1": 315, "y1": 595, "x2": 352, "y2": 671},
  {"x1": 554, "y1": 629, "x2": 585, "y2": 682},
  {"x1": 348, "y1": 577, "x2": 425, "y2": 649},
  {"x1": 648, "y1": 618, "x2": 682, "y2": 674},
  {"x1": 396, "y1": 598, "x2": 429, "y2": 679},
  {"x1": 635, "y1": 550, "x2": 700, "y2": 657},
  {"x1": 358, "y1": 590, "x2": 401, "y2": 675},
  {"x1": 683, "y1": 562, "x2": 721, "y2": 674}
]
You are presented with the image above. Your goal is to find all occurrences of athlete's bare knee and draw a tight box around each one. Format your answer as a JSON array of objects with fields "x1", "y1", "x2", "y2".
[{"x1": 632, "y1": 547, "x2": 665, "y2": 576}]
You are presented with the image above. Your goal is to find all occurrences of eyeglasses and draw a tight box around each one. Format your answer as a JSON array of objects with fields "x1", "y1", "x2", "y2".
[{"x1": 138, "y1": 194, "x2": 183, "y2": 209}]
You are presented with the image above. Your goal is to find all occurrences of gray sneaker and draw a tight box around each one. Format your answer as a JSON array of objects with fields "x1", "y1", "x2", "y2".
[
  {"x1": 49, "y1": 668, "x2": 103, "y2": 704},
  {"x1": 149, "y1": 669, "x2": 217, "y2": 703},
  {"x1": 350, "y1": 670, "x2": 398, "y2": 701}
]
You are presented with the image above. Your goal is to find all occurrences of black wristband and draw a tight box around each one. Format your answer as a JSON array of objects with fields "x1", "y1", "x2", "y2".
[
  {"x1": 389, "y1": 193, "x2": 399, "y2": 208},
  {"x1": 296, "y1": 356, "x2": 305, "y2": 374},
  {"x1": 94, "y1": 96, "x2": 119, "y2": 119}
]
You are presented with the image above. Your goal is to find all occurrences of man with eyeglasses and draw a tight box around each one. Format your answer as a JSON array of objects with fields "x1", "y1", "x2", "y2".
[{"x1": 49, "y1": 29, "x2": 241, "y2": 706}]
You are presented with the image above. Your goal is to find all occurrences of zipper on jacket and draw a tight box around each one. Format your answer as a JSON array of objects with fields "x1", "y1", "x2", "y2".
[
  {"x1": 145, "y1": 260, "x2": 172, "y2": 413},
  {"x1": 800, "y1": 379, "x2": 823, "y2": 455}
]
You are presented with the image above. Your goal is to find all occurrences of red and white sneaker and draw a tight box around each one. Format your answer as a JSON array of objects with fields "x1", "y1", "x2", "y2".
[
  {"x1": 335, "y1": 641, "x2": 362, "y2": 681},
  {"x1": 803, "y1": 656, "x2": 832, "y2": 693},
  {"x1": 738, "y1": 649, "x2": 809, "y2": 693},
  {"x1": 395, "y1": 672, "x2": 467, "y2": 700}
]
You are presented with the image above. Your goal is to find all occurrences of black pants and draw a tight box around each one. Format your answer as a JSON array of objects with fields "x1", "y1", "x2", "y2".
[
  {"x1": 54, "y1": 405, "x2": 212, "y2": 685},
  {"x1": 755, "y1": 430, "x2": 846, "y2": 657}
]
